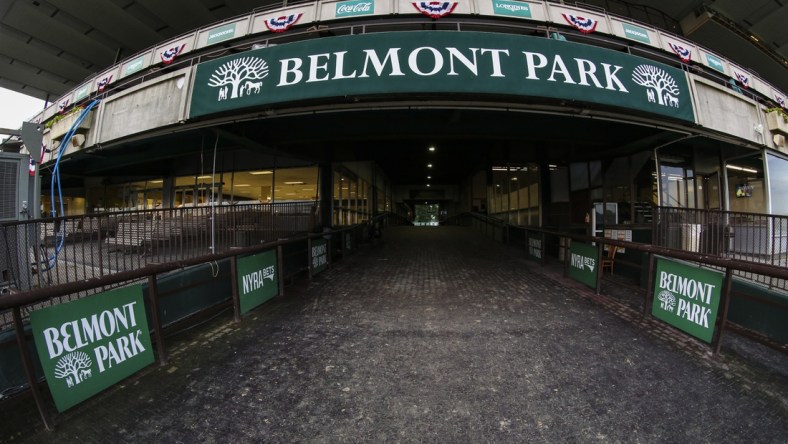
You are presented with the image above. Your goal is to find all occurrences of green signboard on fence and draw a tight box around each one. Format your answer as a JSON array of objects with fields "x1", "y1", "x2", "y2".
[
  {"x1": 237, "y1": 249, "x2": 279, "y2": 314},
  {"x1": 568, "y1": 242, "x2": 598, "y2": 289},
  {"x1": 526, "y1": 231, "x2": 544, "y2": 262},
  {"x1": 492, "y1": 0, "x2": 532, "y2": 18},
  {"x1": 311, "y1": 238, "x2": 329, "y2": 275},
  {"x1": 30, "y1": 285, "x2": 154, "y2": 412},
  {"x1": 190, "y1": 31, "x2": 694, "y2": 122},
  {"x1": 651, "y1": 258, "x2": 723, "y2": 343}
]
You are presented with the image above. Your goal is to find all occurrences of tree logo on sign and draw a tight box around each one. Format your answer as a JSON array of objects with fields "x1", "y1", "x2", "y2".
[
  {"x1": 208, "y1": 57, "x2": 269, "y2": 101},
  {"x1": 632, "y1": 65, "x2": 680, "y2": 108},
  {"x1": 657, "y1": 290, "x2": 676, "y2": 313},
  {"x1": 55, "y1": 351, "x2": 94, "y2": 388}
]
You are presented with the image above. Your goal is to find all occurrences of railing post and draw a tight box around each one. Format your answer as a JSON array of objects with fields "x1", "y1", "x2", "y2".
[
  {"x1": 307, "y1": 237, "x2": 313, "y2": 280},
  {"x1": 147, "y1": 275, "x2": 168, "y2": 366},
  {"x1": 230, "y1": 255, "x2": 241, "y2": 322},
  {"x1": 13, "y1": 307, "x2": 53, "y2": 431},
  {"x1": 712, "y1": 268, "x2": 734, "y2": 355},
  {"x1": 277, "y1": 244, "x2": 285, "y2": 297},
  {"x1": 595, "y1": 242, "x2": 603, "y2": 295}
]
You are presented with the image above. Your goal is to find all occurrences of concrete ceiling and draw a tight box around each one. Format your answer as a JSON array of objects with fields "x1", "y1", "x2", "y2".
[{"x1": 1, "y1": 0, "x2": 786, "y2": 102}]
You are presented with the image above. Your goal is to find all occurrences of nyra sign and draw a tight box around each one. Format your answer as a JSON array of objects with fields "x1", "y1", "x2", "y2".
[
  {"x1": 237, "y1": 249, "x2": 279, "y2": 314},
  {"x1": 30, "y1": 285, "x2": 154, "y2": 412},
  {"x1": 651, "y1": 258, "x2": 723, "y2": 343}
]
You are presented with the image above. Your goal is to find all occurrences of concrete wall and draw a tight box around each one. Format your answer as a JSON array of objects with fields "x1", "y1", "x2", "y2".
[
  {"x1": 691, "y1": 76, "x2": 765, "y2": 144},
  {"x1": 96, "y1": 69, "x2": 191, "y2": 144}
]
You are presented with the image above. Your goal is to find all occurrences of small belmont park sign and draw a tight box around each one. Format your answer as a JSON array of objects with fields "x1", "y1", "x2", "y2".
[
  {"x1": 30, "y1": 285, "x2": 154, "y2": 412},
  {"x1": 651, "y1": 258, "x2": 723, "y2": 343},
  {"x1": 190, "y1": 31, "x2": 694, "y2": 122}
]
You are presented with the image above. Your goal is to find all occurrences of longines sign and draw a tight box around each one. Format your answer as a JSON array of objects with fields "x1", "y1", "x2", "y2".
[{"x1": 190, "y1": 31, "x2": 694, "y2": 122}]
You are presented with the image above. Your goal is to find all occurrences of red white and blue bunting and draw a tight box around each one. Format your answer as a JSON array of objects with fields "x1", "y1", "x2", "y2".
[
  {"x1": 97, "y1": 75, "x2": 113, "y2": 93},
  {"x1": 264, "y1": 13, "x2": 303, "y2": 33},
  {"x1": 58, "y1": 99, "x2": 69, "y2": 114},
  {"x1": 668, "y1": 42, "x2": 692, "y2": 63},
  {"x1": 161, "y1": 44, "x2": 186, "y2": 65},
  {"x1": 777, "y1": 95, "x2": 786, "y2": 109},
  {"x1": 734, "y1": 71, "x2": 750, "y2": 88},
  {"x1": 561, "y1": 13, "x2": 597, "y2": 33},
  {"x1": 412, "y1": 2, "x2": 457, "y2": 19},
  {"x1": 28, "y1": 156, "x2": 35, "y2": 176}
]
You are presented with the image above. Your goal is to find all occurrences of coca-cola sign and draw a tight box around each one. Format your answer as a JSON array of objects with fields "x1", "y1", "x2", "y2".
[{"x1": 336, "y1": 0, "x2": 374, "y2": 17}]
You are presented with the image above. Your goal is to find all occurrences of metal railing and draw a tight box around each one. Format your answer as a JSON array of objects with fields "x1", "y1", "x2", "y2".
[
  {"x1": 1, "y1": 201, "x2": 320, "y2": 296},
  {"x1": 652, "y1": 206, "x2": 788, "y2": 291},
  {"x1": 447, "y1": 211, "x2": 788, "y2": 350}
]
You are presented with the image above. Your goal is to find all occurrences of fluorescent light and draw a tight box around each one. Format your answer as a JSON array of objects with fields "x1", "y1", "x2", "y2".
[
  {"x1": 234, "y1": 184, "x2": 250, "y2": 187},
  {"x1": 427, "y1": 164, "x2": 433, "y2": 168},
  {"x1": 197, "y1": 175, "x2": 212, "y2": 179},
  {"x1": 284, "y1": 181, "x2": 305, "y2": 185},
  {"x1": 429, "y1": 146, "x2": 435, "y2": 151},
  {"x1": 150, "y1": 180, "x2": 163, "y2": 184},
  {"x1": 427, "y1": 176, "x2": 432, "y2": 179},
  {"x1": 427, "y1": 184, "x2": 431, "y2": 187},
  {"x1": 726, "y1": 164, "x2": 758, "y2": 173},
  {"x1": 250, "y1": 170, "x2": 273, "y2": 175},
  {"x1": 301, "y1": 188, "x2": 314, "y2": 191}
]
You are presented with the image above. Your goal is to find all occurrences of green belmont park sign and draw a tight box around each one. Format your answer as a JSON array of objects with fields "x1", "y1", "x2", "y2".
[
  {"x1": 651, "y1": 258, "x2": 723, "y2": 343},
  {"x1": 237, "y1": 249, "x2": 279, "y2": 314},
  {"x1": 190, "y1": 31, "x2": 695, "y2": 122},
  {"x1": 311, "y1": 238, "x2": 329, "y2": 275},
  {"x1": 30, "y1": 285, "x2": 154, "y2": 412}
]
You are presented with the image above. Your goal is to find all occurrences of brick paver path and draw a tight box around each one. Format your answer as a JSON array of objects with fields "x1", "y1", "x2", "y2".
[{"x1": 5, "y1": 226, "x2": 787, "y2": 442}]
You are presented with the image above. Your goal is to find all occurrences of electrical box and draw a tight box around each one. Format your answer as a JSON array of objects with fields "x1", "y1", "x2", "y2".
[{"x1": 0, "y1": 152, "x2": 30, "y2": 222}]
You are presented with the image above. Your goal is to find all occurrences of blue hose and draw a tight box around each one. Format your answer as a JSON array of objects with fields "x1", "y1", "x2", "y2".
[{"x1": 45, "y1": 99, "x2": 100, "y2": 270}]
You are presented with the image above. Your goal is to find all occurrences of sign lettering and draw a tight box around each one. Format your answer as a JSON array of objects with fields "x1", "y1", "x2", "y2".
[
  {"x1": 492, "y1": 0, "x2": 532, "y2": 18},
  {"x1": 651, "y1": 258, "x2": 723, "y2": 343},
  {"x1": 207, "y1": 23, "x2": 237, "y2": 45},
  {"x1": 336, "y1": 0, "x2": 374, "y2": 17},
  {"x1": 30, "y1": 285, "x2": 154, "y2": 412},
  {"x1": 568, "y1": 242, "x2": 598, "y2": 288},
  {"x1": 237, "y1": 249, "x2": 279, "y2": 314},
  {"x1": 190, "y1": 32, "x2": 694, "y2": 122},
  {"x1": 621, "y1": 23, "x2": 651, "y2": 44}
]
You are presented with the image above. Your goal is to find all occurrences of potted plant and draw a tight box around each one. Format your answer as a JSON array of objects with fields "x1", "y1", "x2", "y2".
[{"x1": 765, "y1": 107, "x2": 788, "y2": 135}]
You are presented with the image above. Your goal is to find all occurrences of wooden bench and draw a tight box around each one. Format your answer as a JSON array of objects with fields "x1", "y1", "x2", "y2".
[
  {"x1": 40, "y1": 219, "x2": 83, "y2": 244},
  {"x1": 104, "y1": 221, "x2": 156, "y2": 252}
]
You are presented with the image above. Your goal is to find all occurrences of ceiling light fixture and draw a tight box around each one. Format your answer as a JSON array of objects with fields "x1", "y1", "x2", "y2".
[{"x1": 250, "y1": 170, "x2": 273, "y2": 175}]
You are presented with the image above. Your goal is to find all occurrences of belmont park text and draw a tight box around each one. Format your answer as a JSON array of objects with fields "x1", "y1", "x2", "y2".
[{"x1": 273, "y1": 47, "x2": 630, "y2": 91}]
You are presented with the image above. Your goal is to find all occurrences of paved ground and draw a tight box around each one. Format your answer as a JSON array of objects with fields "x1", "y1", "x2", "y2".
[{"x1": 3, "y1": 226, "x2": 787, "y2": 443}]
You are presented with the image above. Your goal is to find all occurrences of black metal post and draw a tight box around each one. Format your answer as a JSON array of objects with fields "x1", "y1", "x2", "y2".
[
  {"x1": 307, "y1": 237, "x2": 313, "y2": 280},
  {"x1": 13, "y1": 307, "x2": 53, "y2": 431},
  {"x1": 230, "y1": 255, "x2": 241, "y2": 322},
  {"x1": 146, "y1": 275, "x2": 168, "y2": 366},
  {"x1": 277, "y1": 244, "x2": 285, "y2": 297},
  {"x1": 595, "y1": 242, "x2": 603, "y2": 295},
  {"x1": 643, "y1": 253, "x2": 656, "y2": 317},
  {"x1": 713, "y1": 268, "x2": 734, "y2": 355}
]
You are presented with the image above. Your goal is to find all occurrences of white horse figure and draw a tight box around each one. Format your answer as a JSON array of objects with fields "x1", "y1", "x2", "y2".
[{"x1": 244, "y1": 81, "x2": 263, "y2": 95}]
